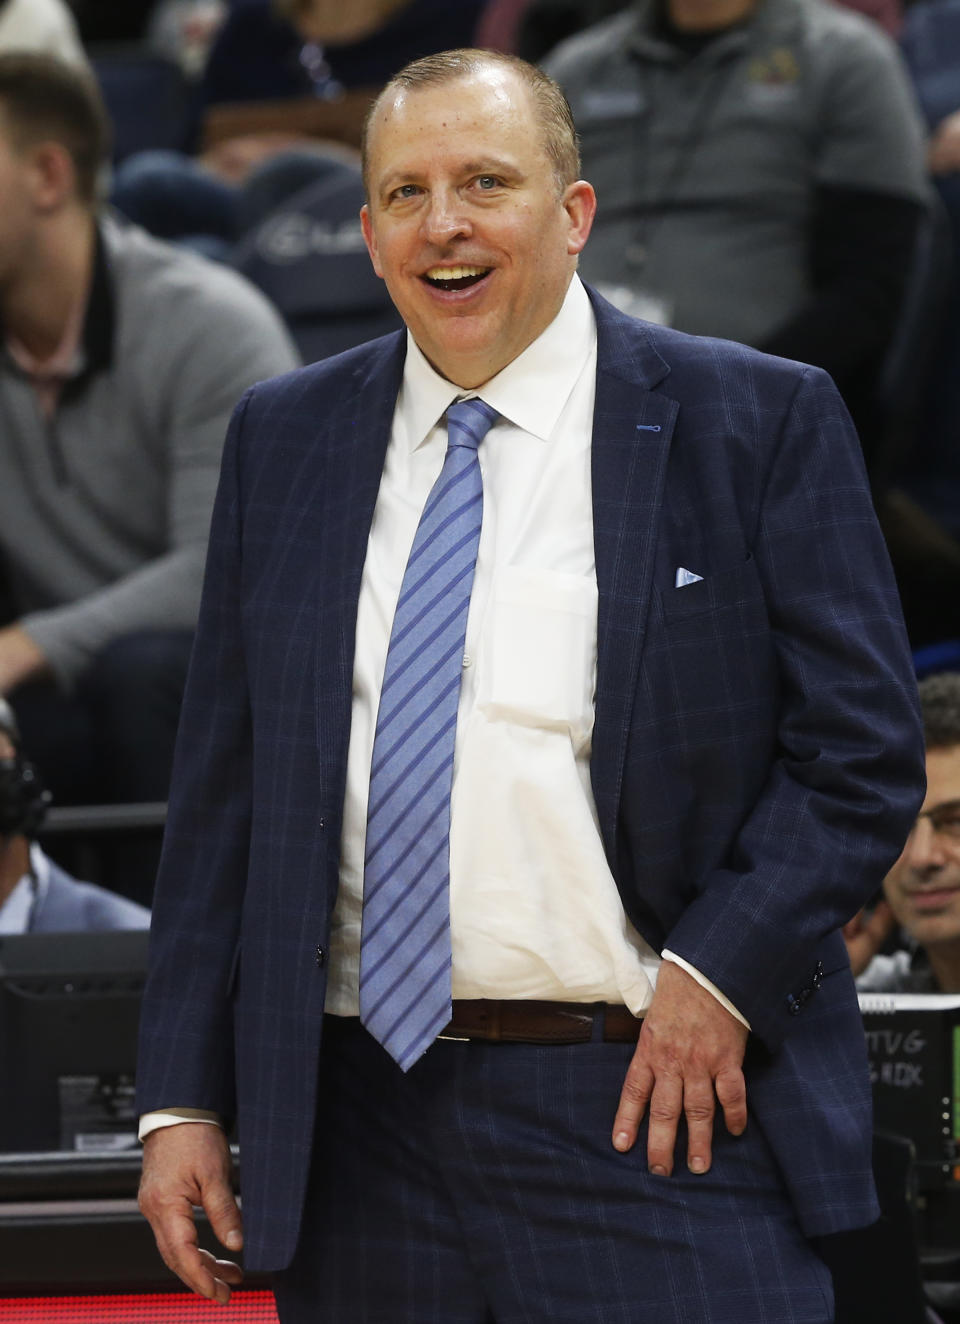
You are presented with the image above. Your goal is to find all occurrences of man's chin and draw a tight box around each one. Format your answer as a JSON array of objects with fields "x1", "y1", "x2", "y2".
[
  {"x1": 416, "y1": 325, "x2": 511, "y2": 388},
  {"x1": 905, "y1": 914, "x2": 960, "y2": 948}
]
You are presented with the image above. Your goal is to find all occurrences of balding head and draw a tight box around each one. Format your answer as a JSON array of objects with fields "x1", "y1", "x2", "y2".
[{"x1": 362, "y1": 48, "x2": 581, "y2": 198}]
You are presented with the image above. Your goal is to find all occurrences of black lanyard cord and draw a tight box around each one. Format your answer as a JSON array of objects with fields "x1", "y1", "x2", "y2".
[{"x1": 626, "y1": 45, "x2": 743, "y2": 271}]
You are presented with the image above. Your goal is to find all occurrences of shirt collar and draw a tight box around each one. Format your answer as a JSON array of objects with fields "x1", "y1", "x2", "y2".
[{"x1": 399, "y1": 274, "x2": 596, "y2": 450}]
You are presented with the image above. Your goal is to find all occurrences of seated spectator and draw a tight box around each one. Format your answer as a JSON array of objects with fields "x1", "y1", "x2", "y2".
[
  {"x1": 847, "y1": 672, "x2": 960, "y2": 993},
  {"x1": 0, "y1": 698, "x2": 149, "y2": 932},
  {"x1": 111, "y1": 0, "x2": 488, "y2": 252},
  {"x1": 0, "y1": 53, "x2": 299, "y2": 809},
  {"x1": 544, "y1": 0, "x2": 929, "y2": 450},
  {"x1": 481, "y1": 0, "x2": 899, "y2": 61}
]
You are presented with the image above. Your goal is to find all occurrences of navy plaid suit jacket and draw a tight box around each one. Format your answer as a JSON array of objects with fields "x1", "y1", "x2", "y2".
[{"x1": 136, "y1": 288, "x2": 925, "y2": 1271}]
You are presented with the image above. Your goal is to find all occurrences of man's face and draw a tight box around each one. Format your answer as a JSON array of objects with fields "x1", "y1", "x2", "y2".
[
  {"x1": 884, "y1": 745, "x2": 960, "y2": 950},
  {"x1": 360, "y1": 67, "x2": 596, "y2": 388}
]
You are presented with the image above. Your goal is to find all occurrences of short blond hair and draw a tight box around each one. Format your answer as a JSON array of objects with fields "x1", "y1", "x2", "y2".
[
  {"x1": 362, "y1": 48, "x2": 581, "y2": 196},
  {"x1": 0, "y1": 53, "x2": 109, "y2": 205}
]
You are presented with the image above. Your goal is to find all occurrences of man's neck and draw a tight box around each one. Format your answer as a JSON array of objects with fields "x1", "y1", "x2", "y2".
[
  {"x1": 0, "y1": 835, "x2": 31, "y2": 913},
  {"x1": 926, "y1": 943, "x2": 960, "y2": 994},
  {"x1": 1, "y1": 209, "x2": 96, "y2": 360},
  {"x1": 665, "y1": 0, "x2": 758, "y2": 32}
]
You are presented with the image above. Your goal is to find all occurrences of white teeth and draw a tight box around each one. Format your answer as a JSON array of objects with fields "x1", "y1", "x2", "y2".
[{"x1": 424, "y1": 265, "x2": 488, "y2": 280}]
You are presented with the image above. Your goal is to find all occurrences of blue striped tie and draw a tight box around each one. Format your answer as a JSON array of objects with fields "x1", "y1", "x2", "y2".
[{"x1": 359, "y1": 397, "x2": 498, "y2": 1070}]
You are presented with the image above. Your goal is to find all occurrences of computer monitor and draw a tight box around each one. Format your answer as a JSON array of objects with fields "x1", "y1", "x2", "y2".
[
  {"x1": 860, "y1": 991, "x2": 960, "y2": 1190},
  {"x1": 0, "y1": 930, "x2": 148, "y2": 1154}
]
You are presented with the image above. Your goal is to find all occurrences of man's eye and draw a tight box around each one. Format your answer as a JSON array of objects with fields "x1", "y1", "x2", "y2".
[
  {"x1": 476, "y1": 176, "x2": 500, "y2": 190},
  {"x1": 392, "y1": 184, "x2": 420, "y2": 200},
  {"x1": 932, "y1": 813, "x2": 960, "y2": 837}
]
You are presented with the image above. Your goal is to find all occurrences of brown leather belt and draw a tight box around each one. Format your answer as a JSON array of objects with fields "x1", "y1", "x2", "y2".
[{"x1": 437, "y1": 1000, "x2": 643, "y2": 1045}]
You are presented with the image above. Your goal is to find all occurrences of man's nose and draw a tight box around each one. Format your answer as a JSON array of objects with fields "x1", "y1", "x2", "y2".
[
  {"x1": 421, "y1": 191, "x2": 471, "y2": 245},
  {"x1": 904, "y1": 816, "x2": 948, "y2": 870}
]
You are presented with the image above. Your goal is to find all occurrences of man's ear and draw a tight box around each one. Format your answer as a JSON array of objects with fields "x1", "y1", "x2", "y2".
[
  {"x1": 360, "y1": 203, "x2": 384, "y2": 279},
  {"x1": 563, "y1": 179, "x2": 597, "y2": 257},
  {"x1": 28, "y1": 141, "x2": 77, "y2": 212}
]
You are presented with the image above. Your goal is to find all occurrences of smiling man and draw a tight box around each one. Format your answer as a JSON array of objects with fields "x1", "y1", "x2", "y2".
[
  {"x1": 853, "y1": 673, "x2": 960, "y2": 995},
  {"x1": 135, "y1": 49, "x2": 923, "y2": 1324}
]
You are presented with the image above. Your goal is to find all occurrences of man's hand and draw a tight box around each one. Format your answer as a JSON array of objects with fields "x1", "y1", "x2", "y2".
[
  {"x1": 138, "y1": 1123, "x2": 243, "y2": 1303},
  {"x1": 612, "y1": 961, "x2": 748, "y2": 1176},
  {"x1": 843, "y1": 898, "x2": 895, "y2": 977},
  {"x1": 0, "y1": 625, "x2": 48, "y2": 694}
]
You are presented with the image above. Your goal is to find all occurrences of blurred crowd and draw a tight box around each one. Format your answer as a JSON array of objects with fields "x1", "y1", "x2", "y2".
[
  {"x1": 0, "y1": 0, "x2": 957, "y2": 867},
  {"x1": 0, "y1": 1, "x2": 954, "y2": 843}
]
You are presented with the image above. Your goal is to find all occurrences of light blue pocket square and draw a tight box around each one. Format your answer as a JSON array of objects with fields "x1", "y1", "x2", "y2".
[{"x1": 675, "y1": 567, "x2": 704, "y2": 588}]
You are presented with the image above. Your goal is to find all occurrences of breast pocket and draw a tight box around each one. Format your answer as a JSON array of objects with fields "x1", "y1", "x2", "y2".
[
  {"x1": 650, "y1": 554, "x2": 774, "y2": 726},
  {"x1": 478, "y1": 567, "x2": 598, "y2": 748},
  {"x1": 657, "y1": 554, "x2": 763, "y2": 623}
]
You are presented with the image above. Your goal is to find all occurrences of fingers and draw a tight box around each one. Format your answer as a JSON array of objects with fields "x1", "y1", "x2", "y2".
[
  {"x1": 204, "y1": 1179, "x2": 244, "y2": 1255},
  {"x1": 612, "y1": 965, "x2": 749, "y2": 1178},
  {"x1": 198, "y1": 1248, "x2": 245, "y2": 1304},
  {"x1": 678, "y1": 1073, "x2": 715, "y2": 1175},
  {"x1": 139, "y1": 1124, "x2": 243, "y2": 1302},
  {"x1": 645, "y1": 1070, "x2": 684, "y2": 1176},
  {"x1": 149, "y1": 1207, "x2": 242, "y2": 1303},
  {"x1": 150, "y1": 1202, "x2": 228, "y2": 1301},
  {"x1": 715, "y1": 1064, "x2": 747, "y2": 1138},
  {"x1": 611, "y1": 1054, "x2": 653, "y2": 1154},
  {"x1": 618, "y1": 1066, "x2": 744, "y2": 1177}
]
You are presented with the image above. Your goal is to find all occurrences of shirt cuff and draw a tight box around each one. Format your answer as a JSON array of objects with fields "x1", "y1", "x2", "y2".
[
  {"x1": 139, "y1": 1108, "x2": 224, "y2": 1141},
  {"x1": 661, "y1": 951, "x2": 752, "y2": 1030}
]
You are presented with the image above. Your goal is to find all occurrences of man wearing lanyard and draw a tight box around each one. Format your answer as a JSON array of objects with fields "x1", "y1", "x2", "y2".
[
  {"x1": 544, "y1": 0, "x2": 929, "y2": 455},
  {"x1": 137, "y1": 48, "x2": 923, "y2": 1323}
]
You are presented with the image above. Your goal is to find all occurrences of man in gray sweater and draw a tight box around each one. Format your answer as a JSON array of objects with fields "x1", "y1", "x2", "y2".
[{"x1": 0, "y1": 54, "x2": 298, "y2": 813}]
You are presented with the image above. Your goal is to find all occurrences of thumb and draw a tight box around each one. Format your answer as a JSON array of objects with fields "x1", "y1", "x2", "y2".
[{"x1": 202, "y1": 1175, "x2": 243, "y2": 1252}]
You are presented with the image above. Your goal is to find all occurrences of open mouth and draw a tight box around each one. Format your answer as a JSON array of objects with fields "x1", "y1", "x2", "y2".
[{"x1": 422, "y1": 265, "x2": 491, "y2": 292}]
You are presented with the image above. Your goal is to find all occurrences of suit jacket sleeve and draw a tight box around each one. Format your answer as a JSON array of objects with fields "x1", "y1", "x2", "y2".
[
  {"x1": 660, "y1": 363, "x2": 924, "y2": 1048},
  {"x1": 135, "y1": 390, "x2": 256, "y2": 1122}
]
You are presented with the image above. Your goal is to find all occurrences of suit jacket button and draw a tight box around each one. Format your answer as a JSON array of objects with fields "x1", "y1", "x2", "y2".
[{"x1": 316, "y1": 945, "x2": 325, "y2": 967}]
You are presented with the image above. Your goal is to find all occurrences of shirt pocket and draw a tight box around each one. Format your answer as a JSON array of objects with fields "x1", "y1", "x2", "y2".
[{"x1": 478, "y1": 567, "x2": 598, "y2": 747}]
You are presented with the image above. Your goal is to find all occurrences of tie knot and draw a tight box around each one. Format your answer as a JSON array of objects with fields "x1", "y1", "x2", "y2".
[{"x1": 446, "y1": 398, "x2": 498, "y2": 452}]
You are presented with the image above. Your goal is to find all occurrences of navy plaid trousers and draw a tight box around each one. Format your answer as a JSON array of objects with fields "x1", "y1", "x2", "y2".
[{"x1": 273, "y1": 1018, "x2": 834, "y2": 1324}]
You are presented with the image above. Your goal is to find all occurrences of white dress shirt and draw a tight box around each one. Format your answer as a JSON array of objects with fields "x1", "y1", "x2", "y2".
[
  {"x1": 327, "y1": 274, "x2": 668, "y2": 1014},
  {"x1": 139, "y1": 274, "x2": 745, "y2": 1139}
]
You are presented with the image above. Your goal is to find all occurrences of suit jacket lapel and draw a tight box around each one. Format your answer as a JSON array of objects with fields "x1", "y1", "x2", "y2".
[
  {"x1": 315, "y1": 333, "x2": 405, "y2": 786},
  {"x1": 588, "y1": 292, "x2": 677, "y2": 867}
]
